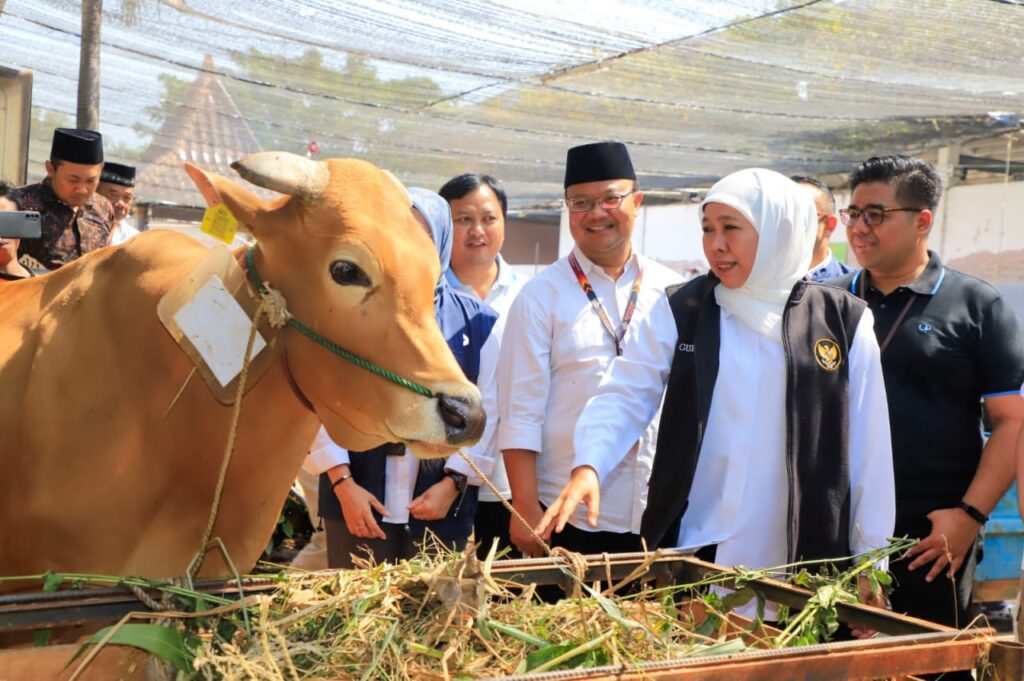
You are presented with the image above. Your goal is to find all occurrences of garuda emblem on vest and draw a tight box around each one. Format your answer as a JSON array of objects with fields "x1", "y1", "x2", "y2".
[{"x1": 813, "y1": 338, "x2": 842, "y2": 371}]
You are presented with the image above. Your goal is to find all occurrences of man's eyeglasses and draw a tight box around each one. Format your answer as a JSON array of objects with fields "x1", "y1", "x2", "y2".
[
  {"x1": 839, "y1": 206, "x2": 922, "y2": 227},
  {"x1": 566, "y1": 190, "x2": 636, "y2": 213}
]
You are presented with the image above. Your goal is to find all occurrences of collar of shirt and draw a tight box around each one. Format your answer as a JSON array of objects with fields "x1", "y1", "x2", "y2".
[
  {"x1": 445, "y1": 254, "x2": 519, "y2": 298},
  {"x1": 570, "y1": 245, "x2": 639, "y2": 282},
  {"x1": 39, "y1": 176, "x2": 58, "y2": 202},
  {"x1": 494, "y1": 254, "x2": 518, "y2": 288},
  {"x1": 851, "y1": 250, "x2": 946, "y2": 297},
  {"x1": 29, "y1": 179, "x2": 70, "y2": 214},
  {"x1": 810, "y1": 251, "x2": 836, "y2": 274},
  {"x1": 39, "y1": 177, "x2": 80, "y2": 213}
]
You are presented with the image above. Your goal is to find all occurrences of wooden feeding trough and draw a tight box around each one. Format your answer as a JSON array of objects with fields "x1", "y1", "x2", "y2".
[
  {"x1": 0, "y1": 551, "x2": 1012, "y2": 680},
  {"x1": 488, "y1": 552, "x2": 1003, "y2": 680}
]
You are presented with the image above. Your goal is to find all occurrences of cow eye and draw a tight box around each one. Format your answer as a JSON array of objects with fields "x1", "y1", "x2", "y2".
[{"x1": 329, "y1": 260, "x2": 371, "y2": 287}]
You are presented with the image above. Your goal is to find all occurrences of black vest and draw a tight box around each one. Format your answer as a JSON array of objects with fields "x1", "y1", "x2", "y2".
[{"x1": 641, "y1": 274, "x2": 866, "y2": 567}]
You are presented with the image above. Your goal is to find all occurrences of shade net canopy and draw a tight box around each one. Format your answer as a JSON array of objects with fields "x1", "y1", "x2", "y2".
[{"x1": 2, "y1": 0, "x2": 1022, "y2": 208}]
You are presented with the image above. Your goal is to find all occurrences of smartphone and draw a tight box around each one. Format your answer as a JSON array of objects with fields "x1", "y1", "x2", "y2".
[{"x1": 0, "y1": 211, "x2": 41, "y2": 239}]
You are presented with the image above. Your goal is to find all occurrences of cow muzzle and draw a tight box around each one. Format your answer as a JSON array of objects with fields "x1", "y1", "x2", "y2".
[{"x1": 437, "y1": 392, "x2": 486, "y2": 445}]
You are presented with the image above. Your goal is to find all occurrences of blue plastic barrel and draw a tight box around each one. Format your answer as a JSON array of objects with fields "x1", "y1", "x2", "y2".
[{"x1": 974, "y1": 483, "x2": 1024, "y2": 600}]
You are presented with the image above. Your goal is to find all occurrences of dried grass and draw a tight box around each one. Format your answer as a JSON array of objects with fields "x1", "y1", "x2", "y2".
[{"x1": 188, "y1": 547, "x2": 746, "y2": 680}]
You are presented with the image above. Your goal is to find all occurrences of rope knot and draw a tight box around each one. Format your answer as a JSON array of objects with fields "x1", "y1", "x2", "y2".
[
  {"x1": 551, "y1": 547, "x2": 588, "y2": 599},
  {"x1": 258, "y1": 284, "x2": 290, "y2": 328}
]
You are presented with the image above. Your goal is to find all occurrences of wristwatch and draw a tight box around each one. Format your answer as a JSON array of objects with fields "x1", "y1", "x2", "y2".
[{"x1": 445, "y1": 471, "x2": 468, "y2": 494}]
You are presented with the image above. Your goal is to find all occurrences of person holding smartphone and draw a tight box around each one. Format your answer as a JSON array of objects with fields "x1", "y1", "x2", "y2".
[{"x1": 0, "y1": 181, "x2": 32, "y2": 281}]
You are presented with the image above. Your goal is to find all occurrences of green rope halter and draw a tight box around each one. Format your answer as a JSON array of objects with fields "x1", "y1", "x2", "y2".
[{"x1": 245, "y1": 246, "x2": 435, "y2": 398}]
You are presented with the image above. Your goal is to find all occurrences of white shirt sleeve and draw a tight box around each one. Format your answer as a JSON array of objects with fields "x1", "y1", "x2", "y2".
[
  {"x1": 446, "y1": 330, "x2": 500, "y2": 485},
  {"x1": 846, "y1": 308, "x2": 896, "y2": 568},
  {"x1": 497, "y1": 285, "x2": 552, "y2": 454},
  {"x1": 303, "y1": 425, "x2": 350, "y2": 475},
  {"x1": 572, "y1": 292, "x2": 677, "y2": 483}
]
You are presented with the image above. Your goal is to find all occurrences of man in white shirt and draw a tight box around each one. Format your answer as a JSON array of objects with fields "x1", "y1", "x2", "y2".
[
  {"x1": 498, "y1": 141, "x2": 682, "y2": 557},
  {"x1": 440, "y1": 172, "x2": 529, "y2": 558},
  {"x1": 792, "y1": 175, "x2": 852, "y2": 283},
  {"x1": 96, "y1": 162, "x2": 140, "y2": 246}
]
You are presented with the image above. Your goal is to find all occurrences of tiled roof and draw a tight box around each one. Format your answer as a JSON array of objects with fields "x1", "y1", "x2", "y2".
[{"x1": 136, "y1": 56, "x2": 266, "y2": 207}]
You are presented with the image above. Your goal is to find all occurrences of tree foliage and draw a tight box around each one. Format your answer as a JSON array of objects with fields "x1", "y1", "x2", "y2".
[
  {"x1": 136, "y1": 47, "x2": 454, "y2": 182},
  {"x1": 223, "y1": 48, "x2": 443, "y2": 157}
]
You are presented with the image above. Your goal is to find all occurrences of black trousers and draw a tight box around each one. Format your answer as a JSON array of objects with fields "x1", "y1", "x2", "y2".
[
  {"x1": 887, "y1": 528, "x2": 981, "y2": 681},
  {"x1": 324, "y1": 519, "x2": 466, "y2": 570},
  {"x1": 549, "y1": 521, "x2": 645, "y2": 554},
  {"x1": 525, "y1": 522, "x2": 644, "y2": 602},
  {"x1": 474, "y1": 500, "x2": 518, "y2": 560}
]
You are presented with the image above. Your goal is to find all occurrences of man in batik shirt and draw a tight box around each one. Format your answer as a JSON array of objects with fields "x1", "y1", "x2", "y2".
[{"x1": 16, "y1": 128, "x2": 113, "y2": 270}]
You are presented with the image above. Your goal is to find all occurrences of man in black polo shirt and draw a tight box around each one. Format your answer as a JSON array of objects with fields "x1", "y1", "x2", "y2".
[{"x1": 833, "y1": 156, "x2": 1024, "y2": 661}]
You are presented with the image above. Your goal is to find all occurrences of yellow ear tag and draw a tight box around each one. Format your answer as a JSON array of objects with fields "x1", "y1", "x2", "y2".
[{"x1": 200, "y1": 203, "x2": 239, "y2": 245}]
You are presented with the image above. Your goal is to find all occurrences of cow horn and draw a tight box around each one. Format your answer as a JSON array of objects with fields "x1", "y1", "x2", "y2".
[{"x1": 230, "y1": 152, "x2": 329, "y2": 201}]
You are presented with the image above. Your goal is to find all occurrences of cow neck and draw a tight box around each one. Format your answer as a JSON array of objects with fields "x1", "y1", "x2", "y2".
[
  {"x1": 232, "y1": 249, "x2": 311, "y2": 409},
  {"x1": 231, "y1": 248, "x2": 311, "y2": 410},
  {"x1": 243, "y1": 245, "x2": 436, "y2": 398},
  {"x1": 280, "y1": 351, "x2": 315, "y2": 412}
]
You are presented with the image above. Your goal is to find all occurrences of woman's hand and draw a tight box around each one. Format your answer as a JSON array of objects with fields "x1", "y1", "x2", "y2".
[
  {"x1": 408, "y1": 477, "x2": 459, "y2": 521},
  {"x1": 334, "y1": 478, "x2": 388, "y2": 540},
  {"x1": 537, "y1": 466, "x2": 602, "y2": 536}
]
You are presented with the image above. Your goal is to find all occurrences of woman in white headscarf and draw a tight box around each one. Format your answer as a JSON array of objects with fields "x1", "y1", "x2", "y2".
[{"x1": 540, "y1": 169, "x2": 895, "y2": 632}]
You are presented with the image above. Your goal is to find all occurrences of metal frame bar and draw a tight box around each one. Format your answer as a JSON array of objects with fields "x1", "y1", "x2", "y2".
[
  {"x1": 0, "y1": 578, "x2": 279, "y2": 633},
  {"x1": 482, "y1": 631, "x2": 991, "y2": 680}
]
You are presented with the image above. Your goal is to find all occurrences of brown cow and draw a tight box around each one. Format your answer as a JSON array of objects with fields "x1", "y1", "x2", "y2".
[{"x1": 0, "y1": 153, "x2": 484, "y2": 583}]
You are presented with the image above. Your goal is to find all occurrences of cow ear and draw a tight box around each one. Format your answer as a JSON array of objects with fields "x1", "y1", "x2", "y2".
[{"x1": 184, "y1": 162, "x2": 288, "y2": 237}]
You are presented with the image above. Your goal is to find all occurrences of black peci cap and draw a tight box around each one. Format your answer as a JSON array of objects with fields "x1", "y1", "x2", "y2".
[
  {"x1": 564, "y1": 141, "x2": 636, "y2": 188},
  {"x1": 101, "y1": 162, "x2": 136, "y2": 187},
  {"x1": 50, "y1": 128, "x2": 104, "y2": 165}
]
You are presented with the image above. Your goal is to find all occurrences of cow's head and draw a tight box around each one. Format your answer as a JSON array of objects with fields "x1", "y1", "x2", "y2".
[{"x1": 185, "y1": 153, "x2": 483, "y2": 458}]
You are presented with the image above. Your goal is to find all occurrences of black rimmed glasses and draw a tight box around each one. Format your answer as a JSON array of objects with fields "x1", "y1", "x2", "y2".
[
  {"x1": 839, "y1": 206, "x2": 922, "y2": 227},
  {"x1": 566, "y1": 190, "x2": 636, "y2": 213}
]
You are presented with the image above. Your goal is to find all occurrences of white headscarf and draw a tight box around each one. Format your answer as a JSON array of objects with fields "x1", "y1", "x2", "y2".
[{"x1": 700, "y1": 168, "x2": 817, "y2": 342}]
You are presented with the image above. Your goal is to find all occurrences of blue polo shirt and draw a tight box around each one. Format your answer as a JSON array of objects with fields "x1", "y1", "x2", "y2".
[{"x1": 833, "y1": 251, "x2": 1024, "y2": 531}]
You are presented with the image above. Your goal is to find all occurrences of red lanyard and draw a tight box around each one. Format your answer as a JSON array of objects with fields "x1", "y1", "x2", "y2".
[{"x1": 568, "y1": 252, "x2": 643, "y2": 356}]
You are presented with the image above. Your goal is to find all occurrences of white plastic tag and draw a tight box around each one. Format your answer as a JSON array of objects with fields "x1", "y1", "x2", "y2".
[{"x1": 173, "y1": 275, "x2": 268, "y2": 388}]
